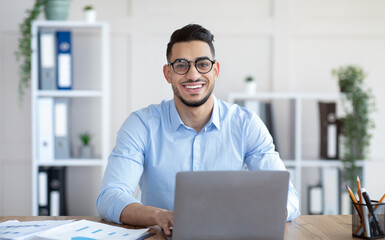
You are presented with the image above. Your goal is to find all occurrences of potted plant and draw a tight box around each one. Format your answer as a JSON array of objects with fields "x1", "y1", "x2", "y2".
[
  {"x1": 15, "y1": 0, "x2": 70, "y2": 105},
  {"x1": 79, "y1": 132, "x2": 94, "y2": 158},
  {"x1": 45, "y1": 0, "x2": 70, "y2": 20},
  {"x1": 244, "y1": 75, "x2": 257, "y2": 94},
  {"x1": 332, "y1": 65, "x2": 376, "y2": 191},
  {"x1": 83, "y1": 5, "x2": 96, "y2": 22}
]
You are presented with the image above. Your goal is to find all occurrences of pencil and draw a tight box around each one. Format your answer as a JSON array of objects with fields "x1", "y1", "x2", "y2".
[
  {"x1": 347, "y1": 184, "x2": 364, "y2": 235},
  {"x1": 374, "y1": 193, "x2": 385, "y2": 212},
  {"x1": 357, "y1": 176, "x2": 367, "y2": 237},
  {"x1": 357, "y1": 176, "x2": 362, "y2": 203},
  {"x1": 346, "y1": 185, "x2": 362, "y2": 217},
  {"x1": 346, "y1": 185, "x2": 358, "y2": 203}
]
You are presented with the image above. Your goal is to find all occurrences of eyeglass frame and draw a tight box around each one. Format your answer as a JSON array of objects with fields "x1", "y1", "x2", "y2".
[{"x1": 168, "y1": 57, "x2": 216, "y2": 75}]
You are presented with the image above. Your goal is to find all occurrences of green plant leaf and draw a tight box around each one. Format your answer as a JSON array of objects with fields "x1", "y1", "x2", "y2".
[{"x1": 331, "y1": 65, "x2": 376, "y2": 188}]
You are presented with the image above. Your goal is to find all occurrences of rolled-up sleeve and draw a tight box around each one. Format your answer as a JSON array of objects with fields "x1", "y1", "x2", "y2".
[
  {"x1": 244, "y1": 113, "x2": 300, "y2": 221},
  {"x1": 96, "y1": 113, "x2": 147, "y2": 224}
]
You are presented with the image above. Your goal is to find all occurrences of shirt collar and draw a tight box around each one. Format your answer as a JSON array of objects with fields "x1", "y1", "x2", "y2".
[
  {"x1": 209, "y1": 96, "x2": 220, "y2": 131},
  {"x1": 169, "y1": 96, "x2": 221, "y2": 132},
  {"x1": 170, "y1": 99, "x2": 184, "y2": 131}
]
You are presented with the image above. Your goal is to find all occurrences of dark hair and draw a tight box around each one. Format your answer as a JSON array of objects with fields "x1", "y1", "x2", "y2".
[{"x1": 166, "y1": 24, "x2": 215, "y2": 62}]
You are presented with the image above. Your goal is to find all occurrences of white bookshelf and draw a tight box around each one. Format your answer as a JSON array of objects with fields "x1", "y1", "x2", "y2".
[
  {"x1": 228, "y1": 92, "x2": 366, "y2": 213},
  {"x1": 31, "y1": 21, "x2": 110, "y2": 216}
]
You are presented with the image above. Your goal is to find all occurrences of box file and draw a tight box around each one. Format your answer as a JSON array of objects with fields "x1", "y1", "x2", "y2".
[
  {"x1": 38, "y1": 167, "x2": 50, "y2": 216},
  {"x1": 49, "y1": 167, "x2": 67, "y2": 216},
  {"x1": 56, "y1": 31, "x2": 72, "y2": 90},
  {"x1": 322, "y1": 167, "x2": 340, "y2": 214},
  {"x1": 38, "y1": 97, "x2": 55, "y2": 160},
  {"x1": 39, "y1": 30, "x2": 57, "y2": 90},
  {"x1": 54, "y1": 98, "x2": 71, "y2": 159},
  {"x1": 318, "y1": 102, "x2": 339, "y2": 159}
]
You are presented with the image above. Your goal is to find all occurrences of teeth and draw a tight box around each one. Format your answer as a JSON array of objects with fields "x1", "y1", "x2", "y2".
[{"x1": 185, "y1": 85, "x2": 203, "y2": 89}]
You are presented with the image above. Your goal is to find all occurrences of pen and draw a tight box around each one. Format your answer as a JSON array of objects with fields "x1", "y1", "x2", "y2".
[
  {"x1": 362, "y1": 188, "x2": 384, "y2": 236},
  {"x1": 361, "y1": 188, "x2": 371, "y2": 238}
]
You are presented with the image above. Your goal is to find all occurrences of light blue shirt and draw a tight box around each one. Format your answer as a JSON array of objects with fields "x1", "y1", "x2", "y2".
[{"x1": 97, "y1": 96, "x2": 300, "y2": 223}]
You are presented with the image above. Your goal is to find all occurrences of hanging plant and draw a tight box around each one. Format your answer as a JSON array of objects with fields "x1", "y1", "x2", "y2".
[
  {"x1": 15, "y1": 0, "x2": 47, "y2": 105},
  {"x1": 332, "y1": 65, "x2": 376, "y2": 191}
]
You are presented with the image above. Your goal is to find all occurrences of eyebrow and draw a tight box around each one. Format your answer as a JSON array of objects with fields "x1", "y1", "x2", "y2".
[{"x1": 172, "y1": 56, "x2": 212, "y2": 63}]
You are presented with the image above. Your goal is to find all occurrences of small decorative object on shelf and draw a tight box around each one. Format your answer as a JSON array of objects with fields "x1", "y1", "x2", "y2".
[
  {"x1": 244, "y1": 75, "x2": 257, "y2": 94},
  {"x1": 79, "y1": 132, "x2": 94, "y2": 159},
  {"x1": 83, "y1": 5, "x2": 96, "y2": 23},
  {"x1": 44, "y1": 0, "x2": 70, "y2": 20}
]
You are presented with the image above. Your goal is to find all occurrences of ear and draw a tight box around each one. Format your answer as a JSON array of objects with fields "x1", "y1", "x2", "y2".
[
  {"x1": 163, "y1": 64, "x2": 172, "y2": 84},
  {"x1": 213, "y1": 61, "x2": 220, "y2": 80}
]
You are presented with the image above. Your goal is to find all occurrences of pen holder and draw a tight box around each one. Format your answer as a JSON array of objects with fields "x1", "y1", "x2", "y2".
[{"x1": 352, "y1": 201, "x2": 385, "y2": 239}]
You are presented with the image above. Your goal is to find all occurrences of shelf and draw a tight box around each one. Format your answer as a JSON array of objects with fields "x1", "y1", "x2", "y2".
[
  {"x1": 36, "y1": 90, "x2": 103, "y2": 98},
  {"x1": 283, "y1": 159, "x2": 367, "y2": 168},
  {"x1": 31, "y1": 21, "x2": 110, "y2": 216},
  {"x1": 228, "y1": 92, "x2": 342, "y2": 102},
  {"x1": 229, "y1": 91, "x2": 367, "y2": 215},
  {"x1": 299, "y1": 159, "x2": 365, "y2": 168},
  {"x1": 33, "y1": 20, "x2": 108, "y2": 29},
  {"x1": 37, "y1": 159, "x2": 105, "y2": 167}
]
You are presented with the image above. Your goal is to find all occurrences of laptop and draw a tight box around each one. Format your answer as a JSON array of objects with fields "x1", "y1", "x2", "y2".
[{"x1": 171, "y1": 170, "x2": 290, "y2": 240}]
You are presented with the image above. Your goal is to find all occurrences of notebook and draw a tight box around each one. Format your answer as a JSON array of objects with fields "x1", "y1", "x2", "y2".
[{"x1": 171, "y1": 170, "x2": 290, "y2": 240}]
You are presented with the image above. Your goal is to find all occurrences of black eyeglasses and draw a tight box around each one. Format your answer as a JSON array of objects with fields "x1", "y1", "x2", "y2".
[{"x1": 168, "y1": 57, "x2": 216, "y2": 75}]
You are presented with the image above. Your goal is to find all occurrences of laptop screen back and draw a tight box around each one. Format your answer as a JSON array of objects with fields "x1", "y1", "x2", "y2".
[{"x1": 172, "y1": 171, "x2": 289, "y2": 240}]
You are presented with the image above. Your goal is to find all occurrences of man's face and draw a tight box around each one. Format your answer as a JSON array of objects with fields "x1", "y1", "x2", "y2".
[{"x1": 163, "y1": 40, "x2": 219, "y2": 108}]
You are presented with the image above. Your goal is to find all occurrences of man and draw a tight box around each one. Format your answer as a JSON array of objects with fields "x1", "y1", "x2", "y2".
[{"x1": 97, "y1": 24, "x2": 300, "y2": 236}]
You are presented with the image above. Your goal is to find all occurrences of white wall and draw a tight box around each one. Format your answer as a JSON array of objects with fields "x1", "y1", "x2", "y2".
[{"x1": 0, "y1": 0, "x2": 384, "y2": 215}]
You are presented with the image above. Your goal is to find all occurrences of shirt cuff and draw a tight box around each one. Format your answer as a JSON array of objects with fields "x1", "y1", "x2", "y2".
[{"x1": 108, "y1": 194, "x2": 141, "y2": 224}]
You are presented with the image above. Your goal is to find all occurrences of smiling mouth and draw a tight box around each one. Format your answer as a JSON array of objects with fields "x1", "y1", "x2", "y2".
[
  {"x1": 185, "y1": 84, "x2": 203, "y2": 89},
  {"x1": 182, "y1": 80, "x2": 207, "y2": 91}
]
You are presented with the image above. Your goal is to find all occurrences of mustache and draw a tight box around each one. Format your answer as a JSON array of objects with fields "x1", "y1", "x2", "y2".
[{"x1": 181, "y1": 79, "x2": 208, "y2": 84}]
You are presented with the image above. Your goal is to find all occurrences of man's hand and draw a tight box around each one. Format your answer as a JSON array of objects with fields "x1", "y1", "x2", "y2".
[
  {"x1": 120, "y1": 203, "x2": 174, "y2": 236},
  {"x1": 154, "y1": 209, "x2": 174, "y2": 236}
]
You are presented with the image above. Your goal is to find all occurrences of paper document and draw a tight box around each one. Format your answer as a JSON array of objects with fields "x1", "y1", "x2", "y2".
[
  {"x1": 32, "y1": 220, "x2": 152, "y2": 240},
  {"x1": 0, "y1": 220, "x2": 73, "y2": 240}
]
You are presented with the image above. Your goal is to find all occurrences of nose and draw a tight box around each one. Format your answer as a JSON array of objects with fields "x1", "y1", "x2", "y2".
[{"x1": 185, "y1": 63, "x2": 201, "y2": 81}]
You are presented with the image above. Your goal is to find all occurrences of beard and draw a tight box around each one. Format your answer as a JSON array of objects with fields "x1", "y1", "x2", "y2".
[{"x1": 172, "y1": 80, "x2": 214, "y2": 108}]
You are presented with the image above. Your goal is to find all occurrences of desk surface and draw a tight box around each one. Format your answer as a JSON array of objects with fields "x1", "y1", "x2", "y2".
[{"x1": 0, "y1": 215, "x2": 378, "y2": 240}]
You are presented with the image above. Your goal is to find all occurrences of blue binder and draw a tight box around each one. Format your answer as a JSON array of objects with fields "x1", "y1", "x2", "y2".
[{"x1": 56, "y1": 31, "x2": 72, "y2": 90}]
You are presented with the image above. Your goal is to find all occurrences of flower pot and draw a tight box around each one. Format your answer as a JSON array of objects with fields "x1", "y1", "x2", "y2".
[
  {"x1": 84, "y1": 9, "x2": 96, "y2": 22},
  {"x1": 45, "y1": 0, "x2": 70, "y2": 21},
  {"x1": 245, "y1": 81, "x2": 257, "y2": 94},
  {"x1": 79, "y1": 145, "x2": 94, "y2": 159}
]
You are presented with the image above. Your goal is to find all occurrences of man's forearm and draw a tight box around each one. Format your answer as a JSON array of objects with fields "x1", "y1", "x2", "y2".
[{"x1": 120, "y1": 203, "x2": 174, "y2": 235}]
